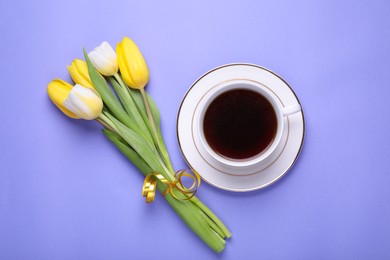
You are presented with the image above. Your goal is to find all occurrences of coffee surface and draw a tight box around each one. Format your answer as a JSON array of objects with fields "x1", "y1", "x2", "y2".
[{"x1": 203, "y1": 89, "x2": 277, "y2": 159}]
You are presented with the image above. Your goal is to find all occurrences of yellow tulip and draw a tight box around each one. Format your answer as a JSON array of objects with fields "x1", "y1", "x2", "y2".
[
  {"x1": 47, "y1": 79, "x2": 80, "y2": 119},
  {"x1": 116, "y1": 37, "x2": 150, "y2": 89},
  {"x1": 47, "y1": 80, "x2": 103, "y2": 120},
  {"x1": 68, "y1": 59, "x2": 94, "y2": 89},
  {"x1": 63, "y1": 84, "x2": 103, "y2": 120}
]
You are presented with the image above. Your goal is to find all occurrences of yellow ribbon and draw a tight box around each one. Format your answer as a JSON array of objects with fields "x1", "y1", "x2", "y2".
[{"x1": 142, "y1": 169, "x2": 201, "y2": 204}]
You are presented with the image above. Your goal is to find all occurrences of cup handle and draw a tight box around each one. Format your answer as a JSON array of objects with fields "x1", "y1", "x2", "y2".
[{"x1": 282, "y1": 104, "x2": 301, "y2": 116}]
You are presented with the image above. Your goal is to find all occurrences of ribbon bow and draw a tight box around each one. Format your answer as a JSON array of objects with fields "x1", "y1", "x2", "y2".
[{"x1": 142, "y1": 169, "x2": 201, "y2": 204}]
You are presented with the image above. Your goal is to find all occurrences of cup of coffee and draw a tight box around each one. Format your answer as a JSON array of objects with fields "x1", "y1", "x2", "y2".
[{"x1": 193, "y1": 79, "x2": 301, "y2": 175}]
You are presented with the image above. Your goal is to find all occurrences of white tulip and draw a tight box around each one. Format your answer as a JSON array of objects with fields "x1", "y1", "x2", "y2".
[
  {"x1": 88, "y1": 41, "x2": 118, "y2": 76},
  {"x1": 64, "y1": 84, "x2": 103, "y2": 120}
]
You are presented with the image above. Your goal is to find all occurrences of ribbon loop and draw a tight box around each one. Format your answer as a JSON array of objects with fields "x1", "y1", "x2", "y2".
[{"x1": 142, "y1": 169, "x2": 201, "y2": 204}]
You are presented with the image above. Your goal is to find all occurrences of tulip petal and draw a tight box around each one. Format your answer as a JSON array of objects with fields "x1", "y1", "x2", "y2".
[
  {"x1": 117, "y1": 42, "x2": 134, "y2": 87},
  {"x1": 116, "y1": 37, "x2": 149, "y2": 89},
  {"x1": 102, "y1": 41, "x2": 116, "y2": 58},
  {"x1": 119, "y1": 38, "x2": 137, "y2": 87},
  {"x1": 88, "y1": 41, "x2": 118, "y2": 76},
  {"x1": 68, "y1": 59, "x2": 94, "y2": 89},
  {"x1": 63, "y1": 84, "x2": 103, "y2": 120},
  {"x1": 47, "y1": 79, "x2": 80, "y2": 119}
]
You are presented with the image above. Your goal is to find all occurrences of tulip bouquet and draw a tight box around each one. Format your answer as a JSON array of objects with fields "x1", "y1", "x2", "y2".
[{"x1": 47, "y1": 37, "x2": 231, "y2": 252}]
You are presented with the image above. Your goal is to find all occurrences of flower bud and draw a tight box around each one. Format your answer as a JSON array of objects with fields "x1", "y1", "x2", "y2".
[
  {"x1": 47, "y1": 79, "x2": 80, "y2": 119},
  {"x1": 116, "y1": 37, "x2": 149, "y2": 89},
  {"x1": 63, "y1": 84, "x2": 103, "y2": 120},
  {"x1": 68, "y1": 59, "x2": 93, "y2": 89},
  {"x1": 88, "y1": 41, "x2": 118, "y2": 76}
]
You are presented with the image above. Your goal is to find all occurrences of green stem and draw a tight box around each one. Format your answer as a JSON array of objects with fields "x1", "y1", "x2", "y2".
[
  {"x1": 98, "y1": 113, "x2": 118, "y2": 133},
  {"x1": 140, "y1": 88, "x2": 174, "y2": 172},
  {"x1": 199, "y1": 210, "x2": 225, "y2": 238},
  {"x1": 190, "y1": 197, "x2": 232, "y2": 238},
  {"x1": 96, "y1": 118, "x2": 114, "y2": 132},
  {"x1": 114, "y1": 73, "x2": 129, "y2": 95},
  {"x1": 156, "y1": 131, "x2": 175, "y2": 173},
  {"x1": 140, "y1": 88, "x2": 158, "y2": 137},
  {"x1": 164, "y1": 194, "x2": 226, "y2": 253},
  {"x1": 115, "y1": 74, "x2": 173, "y2": 173}
]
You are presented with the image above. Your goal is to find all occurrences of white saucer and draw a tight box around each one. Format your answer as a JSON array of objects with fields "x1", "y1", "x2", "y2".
[{"x1": 176, "y1": 64, "x2": 305, "y2": 192}]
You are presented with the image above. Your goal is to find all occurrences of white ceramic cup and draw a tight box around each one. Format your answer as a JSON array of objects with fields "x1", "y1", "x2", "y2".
[{"x1": 196, "y1": 79, "x2": 301, "y2": 175}]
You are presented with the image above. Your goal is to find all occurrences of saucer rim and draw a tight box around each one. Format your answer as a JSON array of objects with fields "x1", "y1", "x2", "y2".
[{"x1": 176, "y1": 63, "x2": 306, "y2": 192}]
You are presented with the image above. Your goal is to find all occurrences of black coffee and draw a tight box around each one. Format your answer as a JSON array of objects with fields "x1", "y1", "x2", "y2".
[{"x1": 203, "y1": 89, "x2": 277, "y2": 159}]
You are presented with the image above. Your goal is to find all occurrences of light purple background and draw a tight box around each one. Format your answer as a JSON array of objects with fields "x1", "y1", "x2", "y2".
[{"x1": 1, "y1": 1, "x2": 389, "y2": 259}]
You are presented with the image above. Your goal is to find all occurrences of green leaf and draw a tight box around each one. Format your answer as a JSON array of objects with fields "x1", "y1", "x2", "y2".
[
  {"x1": 127, "y1": 87, "x2": 145, "y2": 113},
  {"x1": 105, "y1": 112, "x2": 174, "y2": 181},
  {"x1": 107, "y1": 77, "x2": 153, "y2": 146},
  {"x1": 128, "y1": 87, "x2": 161, "y2": 128},
  {"x1": 126, "y1": 87, "x2": 173, "y2": 172},
  {"x1": 145, "y1": 92, "x2": 173, "y2": 172},
  {"x1": 103, "y1": 129, "x2": 152, "y2": 176}
]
